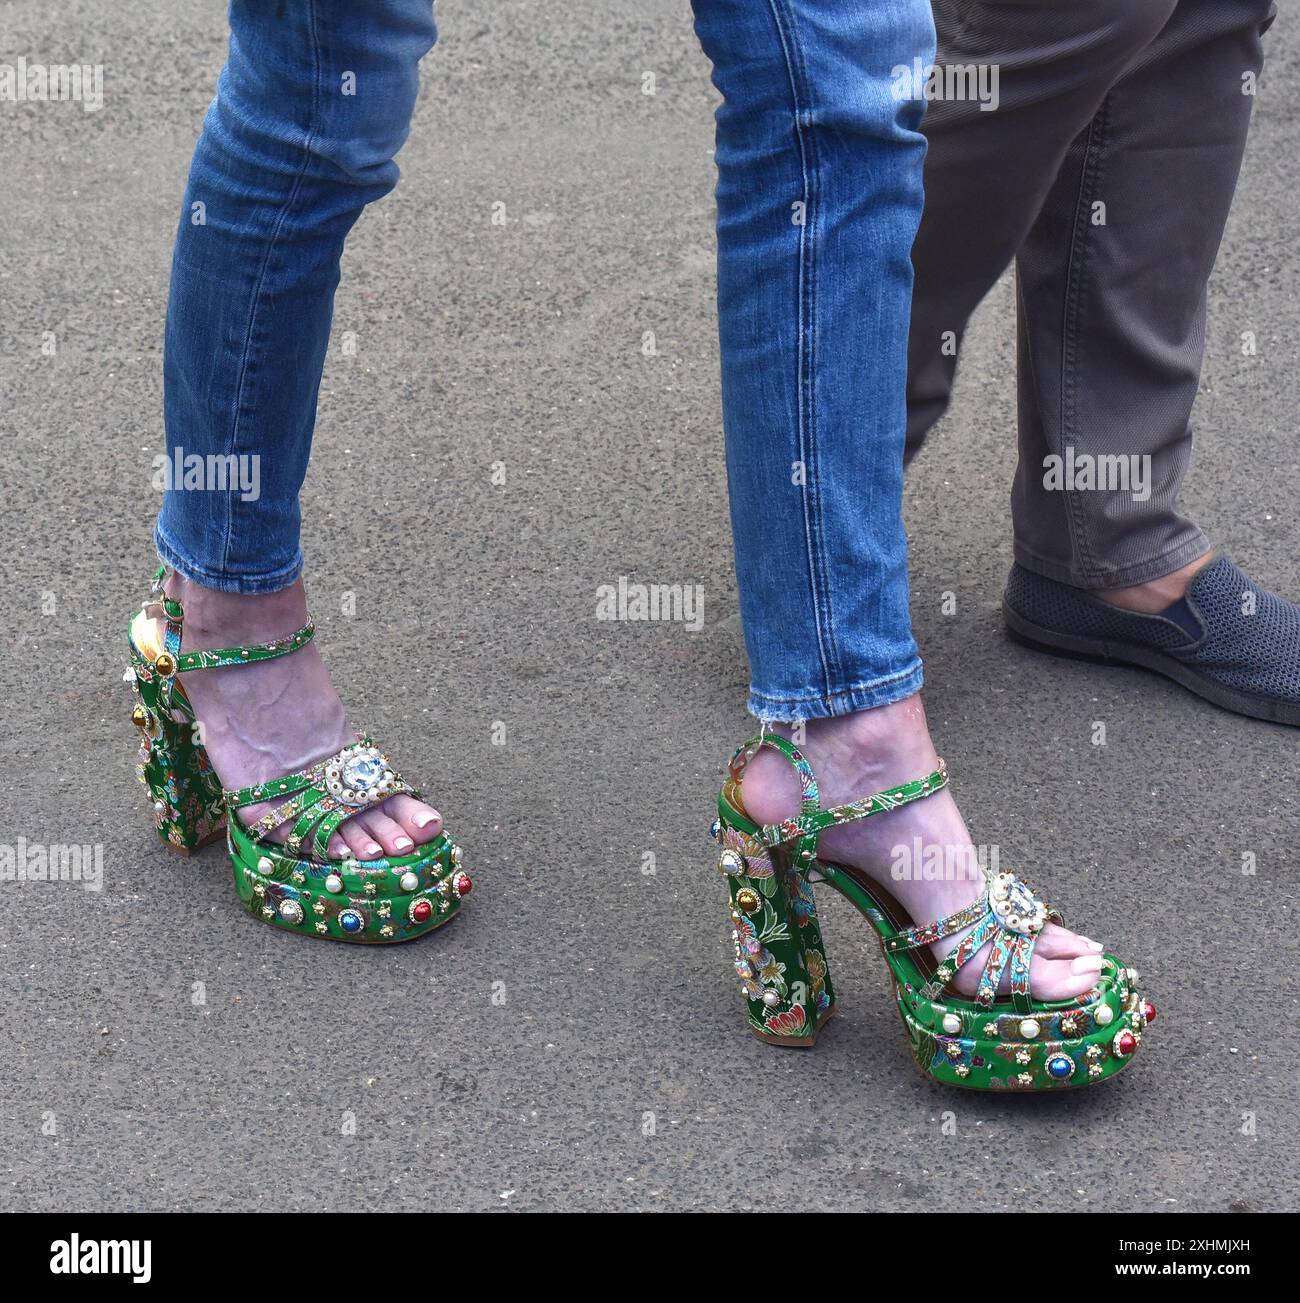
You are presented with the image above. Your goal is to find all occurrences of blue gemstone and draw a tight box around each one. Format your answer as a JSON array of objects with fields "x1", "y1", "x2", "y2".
[
  {"x1": 1046, "y1": 1054, "x2": 1074, "y2": 1079},
  {"x1": 339, "y1": 909, "x2": 364, "y2": 933}
]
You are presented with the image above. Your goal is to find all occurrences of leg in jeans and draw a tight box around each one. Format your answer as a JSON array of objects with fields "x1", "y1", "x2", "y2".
[
  {"x1": 157, "y1": 0, "x2": 438, "y2": 591},
  {"x1": 694, "y1": 0, "x2": 1102, "y2": 1001},
  {"x1": 150, "y1": 0, "x2": 444, "y2": 859},
  {"x1": 693, "y1": 0, "x2": 931, "y2": 722}
]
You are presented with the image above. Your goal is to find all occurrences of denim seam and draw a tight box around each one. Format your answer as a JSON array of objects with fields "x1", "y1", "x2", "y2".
[
  {"x1": 219, "y1": 0, "x2": 323, "y2": 575},
  {"x1": 1058, "y1": 96, "x2": 1111, "y2": 586},
  {"x1": 765, "y1": 0, "x2": 839, "y2": 700}
]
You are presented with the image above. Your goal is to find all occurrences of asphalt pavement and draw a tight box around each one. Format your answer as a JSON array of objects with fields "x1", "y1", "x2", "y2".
[{"x1": 1, "y1": 0, "x2": 1296, "y2": 1211}]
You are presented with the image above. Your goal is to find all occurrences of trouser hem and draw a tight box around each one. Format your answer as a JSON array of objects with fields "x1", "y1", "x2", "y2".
[
  {"x1": 1012, "y1": 530, "x2": 1211, "y2": 590},
  {"x1": 748, "y1": 659, "x2": 924, "y2": 723},
  {"x1": 154, "y1": 522, "x2": 304, "y2": 595}
]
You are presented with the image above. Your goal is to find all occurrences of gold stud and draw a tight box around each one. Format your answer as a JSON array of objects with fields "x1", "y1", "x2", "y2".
[
  {"x1": 154, "y1": 652, "x2": 175, "y2": 676},
  {"x1": 735, "y1": 888, "x2": 760, "y2": 914},
  {"x1": 131, "y1": 705, "x2": 149, "y2": 729}
]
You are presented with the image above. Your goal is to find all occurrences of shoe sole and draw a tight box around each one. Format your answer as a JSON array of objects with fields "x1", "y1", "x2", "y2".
[{"x1": 1003, "y1": 598, "x2": 1300, "y2": 728}]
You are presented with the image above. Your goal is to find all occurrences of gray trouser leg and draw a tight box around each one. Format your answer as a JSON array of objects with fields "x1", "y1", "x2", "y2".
[{"x1": 907, "y1": 0, "x2": 1274, "y2": 587}]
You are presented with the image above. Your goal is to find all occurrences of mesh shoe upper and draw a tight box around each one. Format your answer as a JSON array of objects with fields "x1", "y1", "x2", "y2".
[
  {"x1": 1004, "y1": 562, "x2": 1194, "y2": 652},
  {"x1": 1006, "y1": 555, "x2": 1300, "y2": 703},
  {"x1": 1179, "y1": 556, "x2": 1300, "y2": 699}
]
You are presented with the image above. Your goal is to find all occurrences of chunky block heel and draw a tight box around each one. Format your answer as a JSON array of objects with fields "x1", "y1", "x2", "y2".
[
  {"x1": 713, "y1": 733, "x2": 1155, "y2": 1089},
  {"x1": 128, "y1": 646, "x2": 225, "y2": 854},
  {"x1": 714, "y1": 758, "x2": 836, "y2": 1048},
  {"x1": 126, "y1": 567, "x2": 473, "y2": 943}
]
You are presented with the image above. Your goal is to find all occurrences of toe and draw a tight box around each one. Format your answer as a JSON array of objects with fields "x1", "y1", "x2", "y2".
[
  {"x1": 338, "y1": 819, "x2": 384, "y2": 861},
  {"x1": 384, "y1": 793, "x2": 442, "y2": 845},
  {"x1": 1027, "y1": 952, "x2": 1104, "y2": 1002},
  {"x1": 355, "y1": 810, "x2": 415, "y2": 858},
  {"x1": 1033, "y1": 923, "x2": 1102, "y2": 961},
  {"x1": 940, "y1": 925, "x2": 1107, "y2": 1003}
]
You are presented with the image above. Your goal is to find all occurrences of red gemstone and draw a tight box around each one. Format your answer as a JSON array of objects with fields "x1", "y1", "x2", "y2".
[
  {"x1": 1114, "y1": 1030, "x2": 1137, "y2": 1057},
  {"x1": 1141, "y1": 999, "x2": 1156, "y2": 1025},
  {"x1": 411, "y1": 899, "x2": 432, "y2": 923},
  {"x1": 454, "y1": 872, "x2": 472, "y2": 897}
]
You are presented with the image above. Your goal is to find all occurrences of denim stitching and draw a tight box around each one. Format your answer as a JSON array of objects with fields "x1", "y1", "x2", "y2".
[
  {"x1": 765, "y1": 0, "x2": 839, "y2": 703},
  {"x1": 220, "y1": 0, "x2": 323, "y2": 574},
  {"x1": 754, "y1": 659, "x2": 925, "y2": 707}
]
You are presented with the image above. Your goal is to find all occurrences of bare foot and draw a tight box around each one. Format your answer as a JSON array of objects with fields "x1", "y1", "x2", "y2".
[
  {"x1": 1094, "y1": 549, "x2": 1213, "y2": 613},
  {"x1": 150, "y1": 573, "x2": 442, "y2": 860},
  {"x1": 739, "y1": 695, "x2": 1105, "y2": 1002}
]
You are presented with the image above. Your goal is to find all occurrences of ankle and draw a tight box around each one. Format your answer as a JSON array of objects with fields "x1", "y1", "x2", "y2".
[
  {"x1": 1094, "y1": 550, "x2": 1213, "y2": 614},
  {"x1": 741, "y1": 694, "x2": 940, "y2": 824},
  {"x1": 164, "y1": 572, "x2": 309, "y2": 647},
  {"x1": 810, "y1": 696, "x2": 938, "y2": 774}
]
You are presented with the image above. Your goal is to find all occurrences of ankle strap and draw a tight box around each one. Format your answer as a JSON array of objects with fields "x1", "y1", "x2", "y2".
[
  {"x1": 146, "y1": 565, "x2": 316, "y2": 677},
  {"x1": 729, "y1": 732, "x2": 947, "y2": 854},
  {"x1": 764, "y1": 759, "x2": 947, "y2": 849},
  {"x1": 171, "y1": 622, "x2": 316, "y2": 672}
]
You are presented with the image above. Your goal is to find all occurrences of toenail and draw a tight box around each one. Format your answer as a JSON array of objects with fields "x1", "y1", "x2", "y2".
[
  {"x1": 414, "y1": 811, "x2": 439, "y2": 828},
  {"x1": 1088, "y1": 940, "x2": 1104, "y2": 952},
  {"x1": 1071, "y1": 955, "x2": 1103, "y2": 974},
  {"x1": 366, "y1": 842, "x2": 382, "y2": 856},
  {"x1": 394, "y1": 836, "x2": 413, "y2": 850}
]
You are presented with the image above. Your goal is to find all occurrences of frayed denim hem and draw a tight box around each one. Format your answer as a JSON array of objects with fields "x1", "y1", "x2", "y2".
[{"x1": 748, "y1": 658, "x2": 923, "y2": 723}]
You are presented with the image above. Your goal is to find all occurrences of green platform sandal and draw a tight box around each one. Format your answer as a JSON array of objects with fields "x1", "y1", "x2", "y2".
[
  {"x1": 712, "y1": 735, "x2": 1154, "y2": 1089},
  {"x1": 126, "y1": 569, "x2": 471, "y2": 943}
]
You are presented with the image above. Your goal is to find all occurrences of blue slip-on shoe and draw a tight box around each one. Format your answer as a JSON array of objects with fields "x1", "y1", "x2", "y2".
[{"x1": 1003, "y1": 554, "x2": 1300, "y2": 727}]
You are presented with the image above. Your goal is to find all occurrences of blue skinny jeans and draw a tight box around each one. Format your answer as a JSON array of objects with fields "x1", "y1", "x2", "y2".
[{"x1": 157, "y1": 0, "x2": 933, "y2": 720}]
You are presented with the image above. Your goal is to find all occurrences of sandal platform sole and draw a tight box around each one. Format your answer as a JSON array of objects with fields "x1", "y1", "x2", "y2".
[{"x1": 715, "y1": 811, "x2": 1152, "y2": 1089}]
